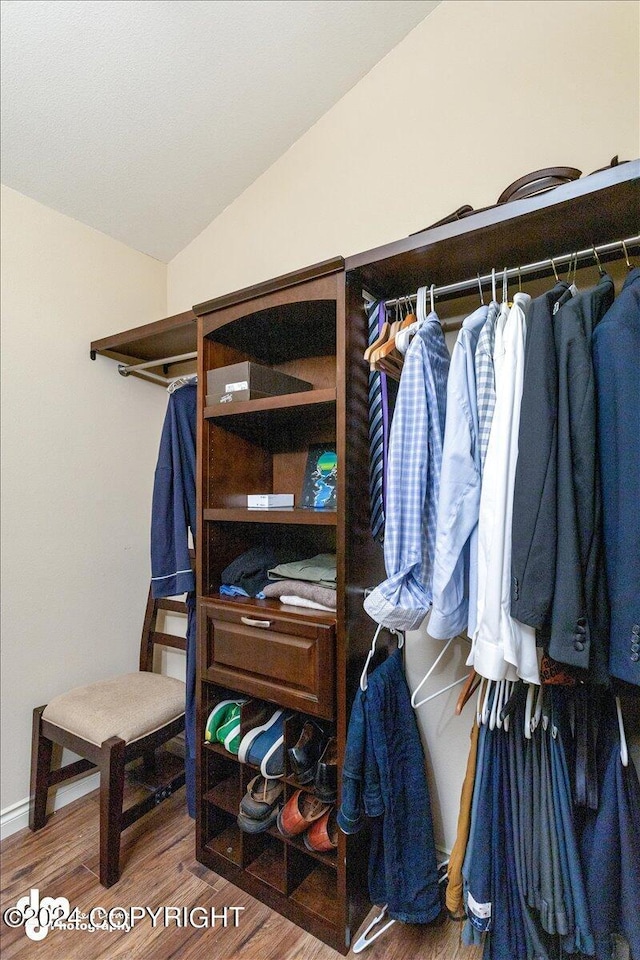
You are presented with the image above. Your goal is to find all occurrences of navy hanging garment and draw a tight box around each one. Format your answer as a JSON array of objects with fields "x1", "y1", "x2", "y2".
[{"x1": 151, "y1": 382, "x2": 197, "y2": 818}]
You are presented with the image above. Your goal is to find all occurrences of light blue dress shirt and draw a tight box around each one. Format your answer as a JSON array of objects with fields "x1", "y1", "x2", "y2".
[
  {"x1": 364, "y1": 314, "x2": 449, "y2": 630},
  {"x1": 429, "y1": 305, "x2": 488, "y2": 640}
]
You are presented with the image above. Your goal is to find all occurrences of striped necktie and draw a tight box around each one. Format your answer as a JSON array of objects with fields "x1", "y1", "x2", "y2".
[{"x1": 367, "y1": 301, "x2": 388, "y2": 543}]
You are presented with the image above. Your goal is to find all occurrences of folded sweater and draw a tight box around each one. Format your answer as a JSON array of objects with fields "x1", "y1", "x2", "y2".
[
  {"x1": 267, "y1": 553, "x2": 337, "y2": 590},
  {"x1": 262, "y1": 580, "x2": 337, "y2": 608}
]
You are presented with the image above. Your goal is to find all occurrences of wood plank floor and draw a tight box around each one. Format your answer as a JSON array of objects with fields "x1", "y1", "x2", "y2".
[{"x1": 1, "y1": 785, "x2": 481, "y2": 959}]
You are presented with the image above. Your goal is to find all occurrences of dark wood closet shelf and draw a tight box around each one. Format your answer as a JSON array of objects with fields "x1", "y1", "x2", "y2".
[
  {"x1": 90, "y1": 310, "x2": 196, "y2": 368},
  {"x1": 347, "y1": 163, "x2": 639, "y2": 296},
  {"x1": 203, "y1": 779, "x2": 241, "y2": 817},
  {"x1": 268, "y1": 826, "x2": 338, "y2": 870},
  {"x1": 204, "y1": 388, "x2": 336, "y2": 420},
  {"x1": 200, "y1": 594, "x2": 336, "y2": 625},
  {"x1": 204, "y1": 508, "x2": 337, "y2": 526}
]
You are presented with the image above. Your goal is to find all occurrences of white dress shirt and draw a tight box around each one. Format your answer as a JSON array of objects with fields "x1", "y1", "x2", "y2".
[{"x1": 470, "y1": 293, "x2": 540, "y2": 683}]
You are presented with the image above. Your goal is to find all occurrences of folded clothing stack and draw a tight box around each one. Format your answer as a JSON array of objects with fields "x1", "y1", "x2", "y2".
[
  {"x1": 265, "y1": 553, "x2": 337, "y2": 611},
  {"x1": 262, "y1": 579, "x2": 336, "y2": 611},
  {"x1": 219, "y1": 536, "x2": 313, "y2": 599}
]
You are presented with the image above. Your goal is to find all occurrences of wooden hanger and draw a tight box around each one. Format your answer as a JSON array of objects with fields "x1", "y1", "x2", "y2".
[
  {"x1": 364, "y1": 320, "x2": 390, "y2": 362},
  {"x1": 455, "y1": 668, "x2": 481, "y2": 715}
]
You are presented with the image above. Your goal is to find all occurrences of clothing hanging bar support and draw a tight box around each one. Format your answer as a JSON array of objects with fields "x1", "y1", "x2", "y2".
[
  {"x1": 380, "y1": 235, "x2": 639, "y2": 309},
  {"x1": 117, "y1": 351, "x2": 198, "y2": 377}
]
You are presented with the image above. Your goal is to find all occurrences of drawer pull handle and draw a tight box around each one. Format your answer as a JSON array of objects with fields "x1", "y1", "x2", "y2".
[{"x1": 241, "y1": 617, "x2": 272, "y2": 629}]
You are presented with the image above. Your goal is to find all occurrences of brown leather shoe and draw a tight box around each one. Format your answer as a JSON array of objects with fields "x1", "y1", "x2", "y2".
[
  {"x1": 277, "y1": 790, "x2": 330, "y2": 838},
  {"x1": 304, "y1": 808, "x2": 338, "y2": 852}
]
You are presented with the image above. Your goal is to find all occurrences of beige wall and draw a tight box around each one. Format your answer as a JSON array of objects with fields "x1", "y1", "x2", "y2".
[
  {"x1": 166, "y1": 0, "x2": 640, "y2": 851},
  {"x1": 0, "y1": 186, "x2": 168, "y2": 817},
  {"x1": 168, "y1": 0, "x2": 639, "y2": 313}
]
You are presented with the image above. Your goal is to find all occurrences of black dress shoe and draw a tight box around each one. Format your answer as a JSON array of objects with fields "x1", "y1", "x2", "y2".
[
  {"x1": 314, "y1": 737, "x2": 337, "y2": 802},
  {"x1": 288, "y1": 722, "x2": 325, "y2": 784}
]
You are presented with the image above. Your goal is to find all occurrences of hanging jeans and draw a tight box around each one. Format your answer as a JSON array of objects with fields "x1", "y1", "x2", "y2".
[{"x1": 337, "y1": 649, "x2": 441, "y2": 924}]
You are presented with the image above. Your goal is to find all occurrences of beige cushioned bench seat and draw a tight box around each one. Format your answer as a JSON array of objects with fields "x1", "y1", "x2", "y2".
[{"x1": 42, "y1": 673, "x2": 186, "y2": 747}]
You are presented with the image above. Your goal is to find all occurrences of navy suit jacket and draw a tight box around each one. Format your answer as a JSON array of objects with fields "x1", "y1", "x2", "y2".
[
  {"x1": 550, "y1": 275, "x2": 614, "y2": 683},
  {"x1": 592, "y1": 268, "x2": 640, "y2": 687},
  {"x1": 511, "y1": 281, "x2": 569, "y2": 628}
]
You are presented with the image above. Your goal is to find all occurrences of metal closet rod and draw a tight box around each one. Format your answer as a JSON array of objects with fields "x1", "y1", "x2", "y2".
[
  {"x1": 381, "y1": 235, "x2": 640, "y2": 308},
  {"x1": 118, "y1": 350, "x2": 197, "y2": 376},
  {"x1": 118, "y1": 350, "x2": 197, "y2": 380}
]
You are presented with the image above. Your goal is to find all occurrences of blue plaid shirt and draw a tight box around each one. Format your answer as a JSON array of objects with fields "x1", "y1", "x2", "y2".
[
  {"x1": 364, "y1": 314, "x2": 449, "y2": 630},
  {"x1": 475, "y1": 301, "x2": 500, "y2": 473}
]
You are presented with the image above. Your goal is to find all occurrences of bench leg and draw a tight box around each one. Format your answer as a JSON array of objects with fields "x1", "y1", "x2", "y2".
[
  {"x1": 29, "y1": 706, "x2": 52, "y2": 831},
  {"x1": 99, "y1": 737, "x2": 126, "y2": 887}
]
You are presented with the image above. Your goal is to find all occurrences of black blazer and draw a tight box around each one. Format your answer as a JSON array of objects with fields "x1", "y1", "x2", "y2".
[
  {"x1": 511, "y1": 281, "x2": 569, "y2": 628},
  {"x1": 549, "y1": 274, "x2": 614, "y2": 682},
  {"x1": 592, "y1": 268, "x2": 640, "y2": 687}
]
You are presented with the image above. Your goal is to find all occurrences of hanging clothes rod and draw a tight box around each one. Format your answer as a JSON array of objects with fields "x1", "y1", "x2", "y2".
[
  {"x1": 380, "y1": 235, "x2": 640, "y2": 308},
  {"x1": 118, "y1": 351, "x2": 198, "y2": 377}
]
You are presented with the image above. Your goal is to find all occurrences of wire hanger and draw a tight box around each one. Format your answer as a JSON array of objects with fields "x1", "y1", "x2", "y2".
[
  {"x1": 621, "y1": 239, "x2": 634, "y2": 271},
  {"x1": 615, "y1": 696, "x2": 629, "y2": 767},
  {"x1": 491, "y1": 268, "x2": 497, "y2": 303},
  {"x1": 360, "y1": 624, "x2": 404, "y2": 692},
  {"x1": 550, "y1": 257, "x2": 559, "y2": 282},
  {"x1": 410, "y1": 637, "x2": 468, "y2": 709},
  {"x1": 429, "y1": 283, "x2": 436, "y2": 315},
  {"x1": 592, "y1": 244, "x2": 605, "y2": 276},
  {"x1": 524, "y1": 682, "x2": 544, "y2": 739},
  {"x1": 477, "y1": 272, "x2": 485, "y2": 306}
]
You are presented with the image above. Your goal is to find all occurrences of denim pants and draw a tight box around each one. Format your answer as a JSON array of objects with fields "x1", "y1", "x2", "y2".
[{"x1": 337, "y1": 649, "x2": 441, "y2": 923}]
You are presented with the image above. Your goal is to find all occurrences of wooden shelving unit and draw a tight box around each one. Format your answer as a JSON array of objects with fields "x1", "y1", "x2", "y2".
[
  {"x1": 191, "y1": 162, "x2": 638, "y2": 955},
  {"x1": 194, "y1": 258, "x2": 371, "y2": 953}
]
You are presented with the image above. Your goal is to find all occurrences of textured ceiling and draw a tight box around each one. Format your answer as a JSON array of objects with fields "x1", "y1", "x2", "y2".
[{"x1": 1, "y1": 0, "x2": 440, "y2": 261}]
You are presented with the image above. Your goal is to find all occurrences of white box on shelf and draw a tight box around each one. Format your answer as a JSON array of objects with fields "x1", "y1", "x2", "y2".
[{"x1": 247, "y1": 494, "x2": 295, "y2": 510}]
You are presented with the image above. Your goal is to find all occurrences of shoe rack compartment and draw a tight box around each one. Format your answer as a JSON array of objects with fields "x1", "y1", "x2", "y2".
[
  {"x1": 287, "y1": 846, "x2": 339, "y2": 925},
  {"x1": 203, "y1": 808, "x2": 243, "y2": 867},
  {"x1": 245, "y1": 834, "x2": 287, "y2": 894},
  {"x1": 203, "y1": 752, "x2": 241, "y2": 816},
  {"x1": 200, "y1": 600, "x2": 335, "y2": 719}
]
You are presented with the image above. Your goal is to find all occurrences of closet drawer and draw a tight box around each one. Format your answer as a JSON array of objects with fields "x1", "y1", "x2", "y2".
[{"x1": 199, "y1": 602, "x2": 335, "y2": 719}]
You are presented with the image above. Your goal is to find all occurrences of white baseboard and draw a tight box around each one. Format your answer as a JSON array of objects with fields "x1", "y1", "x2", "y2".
[{"x1": 1, "y1": 773, "x2": 100, "y2": 841}]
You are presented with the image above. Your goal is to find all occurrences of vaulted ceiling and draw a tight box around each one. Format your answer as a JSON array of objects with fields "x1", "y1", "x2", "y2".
[{"x1": 1, "y1": 0, "x2": 440, "y2": 260}]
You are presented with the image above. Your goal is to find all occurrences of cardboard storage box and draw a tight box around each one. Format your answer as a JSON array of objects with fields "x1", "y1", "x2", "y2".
[{"x1": 206, "y1": 362, "x2": 312, "y2": 406}]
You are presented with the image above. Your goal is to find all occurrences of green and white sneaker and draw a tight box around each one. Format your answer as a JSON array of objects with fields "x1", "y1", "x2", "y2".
[
  {"x1": 216, "y1": 704, "x2": 244, "y2": 754},
  {"x1": 204, "y1": 699, "x2": 246, "y2": 744}
]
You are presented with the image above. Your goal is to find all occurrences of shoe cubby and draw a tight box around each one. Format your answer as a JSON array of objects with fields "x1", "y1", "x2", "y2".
[
  {"x1": 277, "y1": 781, "x2": 337, "y2": 869},
  {"x1": 203, "y1": 753, "x2": 241, "y2": 816},
  {"x1": 282, "y1": 712, "x2": 336, "y2": 787},
  {"x1": 202, "y1": 808, "x2": 243, "y2": 867},
  {"x1": 245, "y1": 834, "x2": 287, "y2": 894},
  {"x1": 286, "y1": 847, "x2": 339, "y2": 925}
]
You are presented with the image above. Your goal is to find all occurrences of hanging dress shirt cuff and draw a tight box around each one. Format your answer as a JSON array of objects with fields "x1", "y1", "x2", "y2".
[
  {"x1": 363, "y1": 566, "x2": 431, "y2": 631},
  {"x1": 429, "y1": 596, "x2": 468, "y2": 640},
  {"x1": 467, "y1": 634, "x2": 518, "y2": 682}
]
